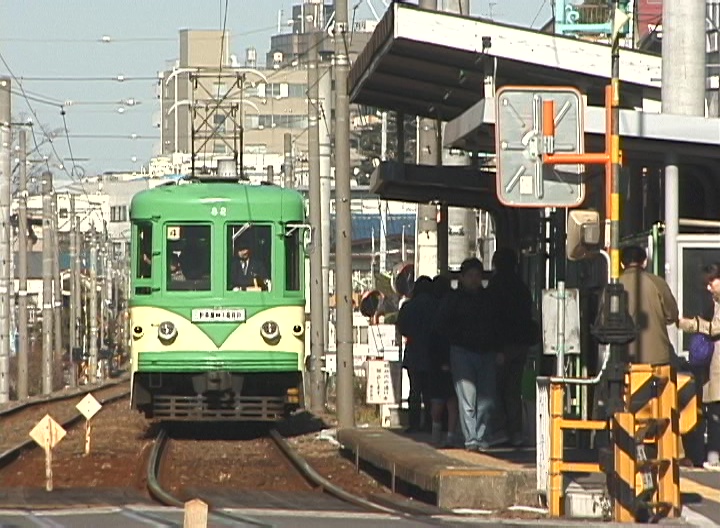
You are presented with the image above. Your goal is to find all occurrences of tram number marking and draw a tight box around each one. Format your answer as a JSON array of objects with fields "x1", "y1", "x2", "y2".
[
  {"x1": 167, "y1": 226, "x2": 181, "y2": 240},
  {"x1": 210, "y1": 206, "x2": 227, "y2": 217},
  {"x1": 192, "y1": 308, "x2": 246, "y2": 323}
]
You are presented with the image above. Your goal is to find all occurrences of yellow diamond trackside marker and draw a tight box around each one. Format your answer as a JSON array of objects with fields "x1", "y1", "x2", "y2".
[
  {"x1": 76, "y1": 393, "x2": 103, "y2": 455},
  {"x1": 29, "y1": 414, "x2": 66, "y2": 450},
  {"x1": 29, "y1": 414, "x2": 67, "y2": 492},
  {"x1": 76, "y1": 393, "x2": 102, "y2": 420}
]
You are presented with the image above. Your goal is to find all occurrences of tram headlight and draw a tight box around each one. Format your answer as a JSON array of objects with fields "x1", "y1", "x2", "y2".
[
  {"x1": 157, "y1": 321, "x2": 178, "y2": 344},
  {"x1": 292, "y1": 324, "x2": 304, "y2": 338},
  {"x1": 132, "y1": 326, "x2": 144, "y2": 340},
  {"x1": 260, "y1": 320, "x2": 281, "y2": 344}
]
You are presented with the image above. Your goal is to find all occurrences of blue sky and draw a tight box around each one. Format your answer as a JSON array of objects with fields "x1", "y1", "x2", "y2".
[{"x1": 0, "y1": 0, "x2": 551, "y2": 181}]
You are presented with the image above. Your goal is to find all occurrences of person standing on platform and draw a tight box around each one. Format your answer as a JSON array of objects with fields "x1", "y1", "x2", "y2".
[
  {"x1": 435, "y1": 258, "x2": 500, "y2": 452},
  {"x1": 619, "y1": 245, "x2": 679, "y2": 366},
  {"x1": 679, "y1": 263, "x2": 720, "y2": 471},
  {"x1": 428, "y1": 274, "x2": 459, "y2": 447},
  {"x1": 486, "y1": 248, "x2": 535, "y2": 447},
  {"x1": 397, "y1": 276, "x2": 435, "y2": 433}
]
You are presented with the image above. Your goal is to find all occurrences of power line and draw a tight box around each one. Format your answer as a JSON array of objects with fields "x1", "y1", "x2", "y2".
[
  {"x1": 61, "y1": 134, "x2": 156, "y2": 140},
  {"x1": 0, "y1": 50, "x2": 104, "y2": 219},
  {"x1": 61, "y1": 108, "x2": 79, "y2": 181},
  {"x1": 9, "y1": 89, "x2": 62, "y2": 108},
  {"x1": 530, "y1": 0, "x2": 549, "y2": 29},
  {"x1": 14, "y1": 76, "x2": 156, "y2": 82},
  {"x1": 0, "y1": 26, "x2": 279, "y2": 44}
]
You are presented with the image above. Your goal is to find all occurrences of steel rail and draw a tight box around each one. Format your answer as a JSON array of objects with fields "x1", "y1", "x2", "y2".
[
  {"x1": 146, "y1": 425, "x2": 451, "y2": 526},
  {"x1": 146, "y1": 426, "x2": 274, "y2": 528},
  {"x1": 0, "y1": 375, "x2": 129, "y2": 419},
  {"x1": 269, "y1": 429, "x2": 456, "y2": 526},
  {"x1": 268, "y1": 428, "x2": 398, "y2": 515}
]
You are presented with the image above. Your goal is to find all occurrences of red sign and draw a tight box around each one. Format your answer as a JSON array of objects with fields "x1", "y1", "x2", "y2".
[{"x1": 637, "y1": 0, "x2": 663, "y2": 40}]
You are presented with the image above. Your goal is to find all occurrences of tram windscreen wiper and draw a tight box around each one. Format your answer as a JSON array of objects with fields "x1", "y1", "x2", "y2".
[{"x1": 231, "y1": 222, "x2": 251, "y2": 242}]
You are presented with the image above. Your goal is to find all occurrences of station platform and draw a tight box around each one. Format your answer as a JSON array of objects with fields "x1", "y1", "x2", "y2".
[
  {"x1": 337, "y1": 427, "x2": 535, "y2": 510},
  {"x1": 337, "y1": 427, "x2": 720, "y2": 524}
]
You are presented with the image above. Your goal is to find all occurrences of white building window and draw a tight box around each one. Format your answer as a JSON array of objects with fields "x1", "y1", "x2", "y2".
[{"x1": 110, "y1": 206, "x2": 127, "y2": 223}]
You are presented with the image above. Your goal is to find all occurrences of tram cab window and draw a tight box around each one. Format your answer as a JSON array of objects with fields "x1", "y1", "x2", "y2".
[
  {"x1": 135, "y1": 222, "x2": 153, "y2": 279},
  {"x1": 166, "y1": 224, "x2": 211, "y2": 291},
  {"x1": 228, "y1": 224, "x2": 272, "y2": 291},
  {"x1": 285, "y1": 226, "x2": 301, "y2": 291}
]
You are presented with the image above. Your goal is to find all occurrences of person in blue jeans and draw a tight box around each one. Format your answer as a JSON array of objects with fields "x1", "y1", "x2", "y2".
[{"x1": 435, "y1": 258, "x2": 501, "y2": 451}]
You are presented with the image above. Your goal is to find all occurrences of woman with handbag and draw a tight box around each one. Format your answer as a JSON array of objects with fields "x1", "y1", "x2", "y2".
[{"x1": 679, "y1": 263, "x2": 720, "y2": 471}]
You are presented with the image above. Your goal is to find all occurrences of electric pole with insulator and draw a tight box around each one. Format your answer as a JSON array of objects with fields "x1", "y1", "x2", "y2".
[
  {"x1": 41, "y1": 171, "x2": 54, "y2": 394},
  {"x1": 333, "y1": 0, "x2": 355, "y2": 428}
]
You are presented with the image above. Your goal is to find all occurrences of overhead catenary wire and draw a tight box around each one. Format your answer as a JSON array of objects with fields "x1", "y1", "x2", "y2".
[
  {"x1": 0, "y1": 26, "x2": 278, "y2": 44},
  {"x1": 0, "y1": 50, "x2": 106, "y2": 222}
]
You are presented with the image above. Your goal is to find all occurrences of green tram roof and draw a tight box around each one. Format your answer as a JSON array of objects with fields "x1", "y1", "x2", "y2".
[{"x1": 130, "y1": 181, "x2": 304, "y2": 222}]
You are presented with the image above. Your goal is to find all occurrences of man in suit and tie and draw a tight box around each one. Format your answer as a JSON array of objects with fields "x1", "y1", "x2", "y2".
[{"x1": 230, "y1": 239, "x2": 269, "y2": 291}]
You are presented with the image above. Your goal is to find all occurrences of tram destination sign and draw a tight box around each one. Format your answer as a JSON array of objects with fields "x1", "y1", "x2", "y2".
[
  {"x1": 495, "y1": 86, "x2": 585, "y2": 208},
  {"x1": 192, "y1": 308, "x2": 246, "y2": 323}
]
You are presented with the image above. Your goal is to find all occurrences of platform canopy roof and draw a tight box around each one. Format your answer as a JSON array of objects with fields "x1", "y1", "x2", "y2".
[
  {"x1": 349, "y1": 3, "x2": 662, "y2": 121},
  {"x1": 444, "y1": 100, "x2": 720, "y2": 163}
]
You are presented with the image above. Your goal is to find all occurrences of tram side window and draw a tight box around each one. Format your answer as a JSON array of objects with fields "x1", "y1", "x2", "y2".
[
  {"x1": 166, "y1": 224, "x2": 211, "y2": 291},
  {"x1": 136, "y1": 223, "x2": 153, "y2": 279},
  {"x1": 285, "y1": 227, "x2": 301, "y2": 291},
  {"x1": 228, "y1": 224, "x2": 272, "y2": 291}
]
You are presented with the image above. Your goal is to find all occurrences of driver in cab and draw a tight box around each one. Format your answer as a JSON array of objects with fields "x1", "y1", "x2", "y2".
[{"x1": 230, "y1": 240, "x2": 269, "y2": 291}]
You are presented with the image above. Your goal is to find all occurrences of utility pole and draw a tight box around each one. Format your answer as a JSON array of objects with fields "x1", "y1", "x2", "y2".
[
  {"x1": 283, "y1": 132, "x2": 294, "y2": 188},
  {"x1": 51, "y1": 193, "x2": 62, "y2": 380},
  {"x1": 661, "y1": 0, "x2": 706, "y2": 353},
  {"x1": 17, "y1": 129, "x2": 28, "y2": 399},
  {"x1": 319, "y1": 60, "x2": 332, "y2": 369},
  {"x1": 99, "y1": 225, "x2": 107, "y2": 356},
  {"x1": 88, "y1": 227, "x2": 98, "y2": 383},
  {"x1": 41, "y1": 171, "x2": 54, "y2": 394},
  {"x1": 333, "y1": 0, "x2": 354, "y2": 428},
  {"x1": 0, "y1": 78, "x2": 10, "y2": 403},
  {"x1": 73, "y1": 212, "x2": 82, "y2": 359},
  {"x1": 68, "y1": 196, "x2": 78, "y2": 386},
  {"x1": 308, "y1": 28, "x2": 326, "y2": 412},
  {"x1": 379, "y1": 112, "x2": 388, "y2": 273}
]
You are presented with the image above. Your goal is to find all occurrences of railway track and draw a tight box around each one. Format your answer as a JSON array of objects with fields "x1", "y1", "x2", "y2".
[
  {"x1": 0, "y1": 385, "x2": 454, "y2": 526},
  {"x1": 0, "y1": 380, "x2": 131, "y2": 468},
  {"x1": 144, "y1": 424, "x2": 458, "y2": 527}
]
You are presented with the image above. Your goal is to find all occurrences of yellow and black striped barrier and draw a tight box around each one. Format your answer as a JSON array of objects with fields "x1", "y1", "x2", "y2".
[
  {"x1": 616, "y1": 364, "x2": 681, "y2": 521},
  {"x1": 627, "y1": 364, "x2": 698, "y2": 435}
]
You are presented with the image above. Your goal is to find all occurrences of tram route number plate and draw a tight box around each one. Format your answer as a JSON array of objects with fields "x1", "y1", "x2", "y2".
[{"x1": 192, "y1": 308, "x2": 246, "y2": 323}]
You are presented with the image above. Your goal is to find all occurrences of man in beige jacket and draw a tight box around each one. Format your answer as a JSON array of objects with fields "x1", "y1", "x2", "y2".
[
  {"x1": 620, "y1": 246, "x2": 679, "y2": 366},
  {"x1": 679, "y1": 263, "x2": 720, "y2": 471}
]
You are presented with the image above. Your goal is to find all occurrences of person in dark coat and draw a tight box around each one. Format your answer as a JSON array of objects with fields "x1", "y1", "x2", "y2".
[
  {"x1": 397, "y1": 276, "x2": 435, "y2": 433},
  {"x1": 486, "y1": 248, "x2": 535, "y2": 447},
  {"x1": 435, "y1": 258, "x2": 500, "y2": 451},
  {"x1": 428, "y1": 274, "x2": 459, "y2": 446},
  {"x1": 230, "y1": 240, "x2": 269, "y2": 290}
]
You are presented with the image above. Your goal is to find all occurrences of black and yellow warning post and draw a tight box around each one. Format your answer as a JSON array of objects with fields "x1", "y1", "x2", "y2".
[{"x1": 500, "y1": 2, "x2": 697, "y2": 523}]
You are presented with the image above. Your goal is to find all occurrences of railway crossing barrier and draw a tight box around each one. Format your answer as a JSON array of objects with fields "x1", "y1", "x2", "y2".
[{"x1": 543, "y1": 363, "x2": 696, "y2": 523}]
